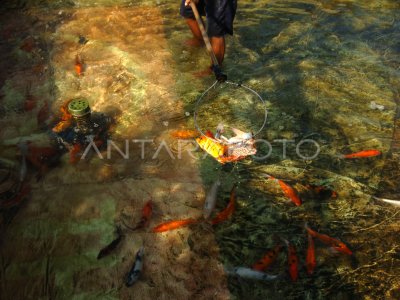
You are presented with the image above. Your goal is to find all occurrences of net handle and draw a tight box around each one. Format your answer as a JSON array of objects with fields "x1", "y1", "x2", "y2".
[{"x1": 193, "y1": 80, "x2": 268, "y2": 140}]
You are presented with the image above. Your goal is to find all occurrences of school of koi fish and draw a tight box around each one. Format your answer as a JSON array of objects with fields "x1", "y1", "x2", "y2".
[{"x1": 86, "y1": 125, "x2": 389, "y2": 286}]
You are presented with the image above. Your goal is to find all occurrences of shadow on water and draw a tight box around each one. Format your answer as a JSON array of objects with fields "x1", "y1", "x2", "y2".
[
  {"x1": 163, "y1": 0, "x2": 400, "y2": 299},
  {"x1": 0, "y1": 2, "x2": 75, "y2": 299}
]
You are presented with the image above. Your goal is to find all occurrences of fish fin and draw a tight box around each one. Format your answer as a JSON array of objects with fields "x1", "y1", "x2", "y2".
[
  {"x1": 280, "y1": 237, "x2": 289, "y2": 247},
  {"x1": 231, "y1": 127, "x2": 247, "y2": 137},
  {"x1": 328, "y1": 247, "x2": 340, "y2": 255}
]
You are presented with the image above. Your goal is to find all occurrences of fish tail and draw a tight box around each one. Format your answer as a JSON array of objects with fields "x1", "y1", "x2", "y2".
[
  {"x1": 264, "y1": 173, "x2": 276, "y2": 181},
  {"x1": 280, "y1": 237, "x2": 289, "y2": 247},
  {"x1": 304, "y1": 223, "x2": 315, "y2": 236},
  {"x1": 116, "y1": 225, "x2": 123, "y2": 237}
]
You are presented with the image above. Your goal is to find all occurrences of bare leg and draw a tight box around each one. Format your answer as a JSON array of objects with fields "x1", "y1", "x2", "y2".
[
  {"x1": 210, "y1": 36, "x2": 225, "y2": 66},
  {"x1": 185, "y1": 18, "x2": 204, "y2": 47},
  {"x1": 193, "y1": 36, "x2": 226, "y2": 78}
]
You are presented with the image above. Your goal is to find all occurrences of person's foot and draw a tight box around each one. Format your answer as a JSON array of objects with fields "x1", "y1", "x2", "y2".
[
  {"x1": 184, "y1": 38, "x2": 204, "y2": 47},
  {"x1": 192, "y1": 66, "x2": 213, "y2": 78}
]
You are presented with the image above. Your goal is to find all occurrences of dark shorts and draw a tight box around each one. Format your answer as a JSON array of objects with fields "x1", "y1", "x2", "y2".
[{"x1": 180, "y1": 0, "x2": 237, "y2": 37}]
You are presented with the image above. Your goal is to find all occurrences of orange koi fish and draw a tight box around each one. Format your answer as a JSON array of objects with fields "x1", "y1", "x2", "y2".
[
  {"x1": 340, "y1": 150, "x2": 381, "y2": 159},
  {"x1": 306, "y1": 232, "x2": 316, "y2": 275},
  {"x1": 69, "y1": 144, "x2": 82, "y2": 164},
  {"x1": 124, "y1": 200, "x2": 153, "y2": 231},
  {"x1": 60, "y1": 100, "x2": 73, "y2": 121},
  {"x1": 170, "y1": 129, "x2": 200, "y2": 139},
  {"x1": 140, "y1": 200, "x2": 153, "y2": 227},
  {"x1": 266, "y1": 174, "x2": 302, "y2": 206},
  {"x1": 252, "y1": 244, "x2": 283, "y2": 271},
  {"x1": 283, "y1": 239, "x2": 298, "y2": 282},
  {"x1": 75, "y1": 55, "x2": 84, "y2": 76},
  {"x1": 305, "y1": 224, "x2": 352, "y2": 255},
  {"x1": 52, "y1": 100, "x2": 74, "y2": 133},
  {"x1": 152, "y1": 218, "x2": 198, "y2": 233},
  {"x1": 211, "y1": 186, "x2": 236, "y2": 225},
  {"x1": 52, "y1": 120, "x2": 72, "y2": 133}
]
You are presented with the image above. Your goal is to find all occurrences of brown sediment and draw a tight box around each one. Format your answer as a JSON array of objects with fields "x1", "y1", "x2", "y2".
[{"x1": 0, "y1": 5, "x2": 229, "y2": 300}]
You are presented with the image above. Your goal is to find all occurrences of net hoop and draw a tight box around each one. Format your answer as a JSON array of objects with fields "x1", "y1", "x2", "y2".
[{"x1": 193, "y1": 80, "x2": 268, "y2": 142}]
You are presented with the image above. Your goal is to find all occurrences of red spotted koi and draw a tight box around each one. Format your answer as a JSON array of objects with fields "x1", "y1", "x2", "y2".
[
  {"x1": 252, "y1": 244, "x2": 283, "y2": 271},
  {"x1": 305, "y1": 224, "x2": 352, "y2": 255}
]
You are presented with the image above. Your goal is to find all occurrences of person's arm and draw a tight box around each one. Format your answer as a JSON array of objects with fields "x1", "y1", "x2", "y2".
[{"x1": 185, "y1": 0, "x2": 198, "y2": 6}]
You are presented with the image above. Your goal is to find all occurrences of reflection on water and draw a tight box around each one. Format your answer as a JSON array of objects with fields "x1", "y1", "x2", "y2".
[{"x1": 0, "y1": 0, "x2": 399, "y2": 299}]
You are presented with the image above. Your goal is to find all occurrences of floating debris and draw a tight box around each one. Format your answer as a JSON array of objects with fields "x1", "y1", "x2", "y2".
[{"x1": 78, "y1": 34, "x2": 88, "y2": 45}]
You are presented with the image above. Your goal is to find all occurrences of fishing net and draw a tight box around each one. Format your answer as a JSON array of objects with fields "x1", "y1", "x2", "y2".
[{"x1": 194, "y1": 80, "x2": 268, "y2": 163}]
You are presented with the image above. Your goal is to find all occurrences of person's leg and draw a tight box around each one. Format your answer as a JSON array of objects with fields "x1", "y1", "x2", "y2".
[
  {"x1": 210, "y1": 36, "x2": 225, "y2": 66},
  {"x1": 180, "y1": 0, "x2": 206, "y2": 47},
  {"x1": 185, "y1": 18, "x2": 203, "y2": 47}
]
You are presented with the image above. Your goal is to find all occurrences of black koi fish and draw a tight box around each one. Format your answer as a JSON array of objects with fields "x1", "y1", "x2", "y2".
[
  {"x1": 125, "y1": 246, "x2": 144, "y2": 287},
  {"x1": 97, "y1": 226, "x2": 123, "y2": 260}
]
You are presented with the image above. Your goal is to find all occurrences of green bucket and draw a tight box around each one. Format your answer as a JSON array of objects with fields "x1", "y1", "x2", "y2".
[{"x1": 68, "y1": 98, "x2": 91, "y2": 117}]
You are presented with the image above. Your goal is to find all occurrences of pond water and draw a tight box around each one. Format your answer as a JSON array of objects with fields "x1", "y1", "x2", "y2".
[{"x1": 0, "y1": 0, "x2": 399, "y2": 299}]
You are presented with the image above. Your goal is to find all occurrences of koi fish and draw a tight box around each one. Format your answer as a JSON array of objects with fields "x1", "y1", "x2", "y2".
[
  {"x1": 266, "y1": 174, "x2": 302, "y2": 206},
  {"x1": 305, "y1": 224, "x2": 352, "y2": 255},
  {"x1": 340, "y1": 150, "x2": 381, "y2": 159},
  {"x1": 152, "y1": 218, "x2": 198, "y2": 233},
  {"x1": 373, "y1": 196, "x2": 400, "y2": 207},
  {"x1": 170, "y1": 129, "x2": 199, "y2": 139},
  {"x1": 97, "y1": 226, "x2": 123, "y2": 259},
  {"x1": 283, "y1": 239, "x2": 298, "y2": 282},
  {"x1": 52, "y1": 119, "x2": 72, "y2": 133},
  {"x1": 306, "y1": 232, "x2": 316, "y2": 275},
  {"x1": 252, "y1": 244, "x2": 283, "y2": 271},
  {"x1": 126, "y1": 246, "x2": 144, "y2": 287},
  {"x1": 75, "y1": 55, "x2": 84, "y2": 76},
  {"x1": 122, "y1": 200, "x2": 153, "y2": 231},
  {"x1": 137, "y1": 200, "x2": 153, "y2": 228},
  {"x1": 60, "y1": 100, "x2": 73, "y2": 121},
  {"x1": 225, "y1": 266, "x2": 278, "y2": 281},
  {"x1": 69, "y1": 144, "x2": 82, "y2": 164},
  {"x1": 203, "y1": 179, "x2": 221, "y2": 219},
  {"x1": 211, "y1": 185, "x2": 236, "y2": 225}
]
